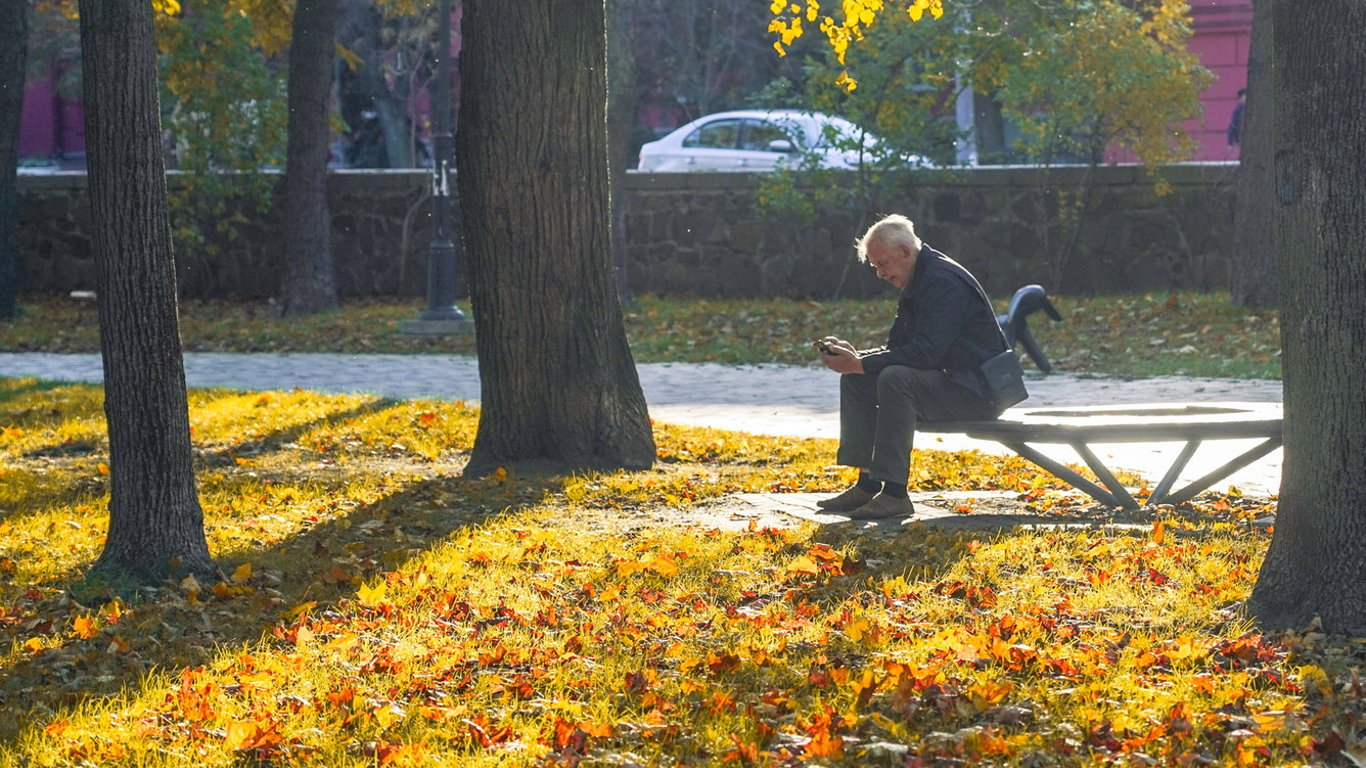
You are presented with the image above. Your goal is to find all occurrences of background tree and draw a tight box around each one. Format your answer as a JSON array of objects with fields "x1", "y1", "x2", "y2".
[
  {"x1": 985, "y1": 0, "x2": 1209, "y2": 168},
  {"x1": 456, "y1": 0, "x2": 655, "y2": 476},
  {"x1": 0, "y1": 0, "x2": 28, "y2": 321},
  {"x1": 277, "y1": 0, "x2": 343, "y2": 315},
  {"x1": 762, "y1": 0, "x2": 1209, "y2": 289},
  {"x1": 335, "y1": 0, "x2": 434, "y2": 169},
  {"x1": 156, "y1": 0, "x2": 289, "y2": 290},
  {"x1": 78, "y1": 0, "x2": 215, "y2": 583},
  {"x1": 1229, "y1": 0, "x2": 1275, "y2": 309},
  {"x1": 1248, "y1": 1, "x2": 1366, "y2": 634},
  {"x1": 985, "y1": 0, "x2": 1209, "y2": 285},
  {"x1": 769, "y1": 0, "x2": 1208, "y2": 169}
]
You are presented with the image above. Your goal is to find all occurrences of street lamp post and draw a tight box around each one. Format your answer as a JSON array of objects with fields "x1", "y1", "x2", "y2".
[{"x1": 400, "y1": 0, "x2": 471, "y2": 335}]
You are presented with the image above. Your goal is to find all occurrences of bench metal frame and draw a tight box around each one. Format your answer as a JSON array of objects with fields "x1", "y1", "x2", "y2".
[{"x1": 922, "y1": 403, "x2": 1282, "y2": 509}]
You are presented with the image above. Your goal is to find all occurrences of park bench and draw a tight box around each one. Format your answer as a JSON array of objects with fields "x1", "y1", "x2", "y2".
[{"x1": 922, "y1": 402, "x2": 1283, "y2": 509}]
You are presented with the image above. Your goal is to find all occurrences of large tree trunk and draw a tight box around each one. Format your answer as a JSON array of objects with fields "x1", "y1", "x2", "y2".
[
  {"x1": 1229, "y1": 0, "x2": 1276, "y2": 309},
  {"x1": 278, "y1": 0, "x2": 342, "y2": 316},
  {"x1": 456, "y1": 0, "x2": 655, "y2": 476},
  {"x1": 1248, "y1": 1, "x2": 1366, "y2": 634},
  {"x1": 0, "y1": 0, "x2": 26, "y2": 321},
  {"x1": 78, "y1": 0, "x2": 214, "y2": 583}
]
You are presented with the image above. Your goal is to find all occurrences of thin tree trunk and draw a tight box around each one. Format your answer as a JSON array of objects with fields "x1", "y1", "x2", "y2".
[
  {"x1": 278, "y1": 0, "x2": 342, "y2": 316},
  {"x1": 1248, "y1": 0, "x2": 1366, "y2": 634},
  {"x1": 375, "y1": 93, "x2": 415, "y2": 169},
  {"x1": 1230, "y1": 0, "x2": 1276, "y2": 309},
  {"x1": 0, "y1": 0, "x2": 26, "y2": 321},
  {"x1": 456, "y1": 0, "x2": 655, "y2": 476},
  {"x1": 78, "y1": 0, "x2": 214, "y2": 583}
]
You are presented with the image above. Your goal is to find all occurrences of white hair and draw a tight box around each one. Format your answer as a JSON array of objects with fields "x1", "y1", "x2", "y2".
[{"x1": 856, "y1": 214, "x2": 922, "y2": 263}]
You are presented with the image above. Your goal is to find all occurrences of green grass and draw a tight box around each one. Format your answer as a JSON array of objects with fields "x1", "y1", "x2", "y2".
[{"x1": 1, "y1": 291, "x2": 1282, "y2": 379}]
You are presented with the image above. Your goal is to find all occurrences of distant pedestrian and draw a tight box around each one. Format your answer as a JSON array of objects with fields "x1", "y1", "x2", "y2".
[{"x1": 1227, "y1": 88, "x2": 1246, "y2": 154}]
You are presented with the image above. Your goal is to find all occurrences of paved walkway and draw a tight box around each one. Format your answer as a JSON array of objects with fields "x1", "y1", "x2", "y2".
[{"x1": 0, "y1": 352, "x2": 1284, "y2": 496}]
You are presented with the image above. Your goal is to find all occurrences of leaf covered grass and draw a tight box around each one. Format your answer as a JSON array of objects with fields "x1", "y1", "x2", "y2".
[
  {"x1": 2, "y1": 291, "x2": 1281, "y2": 378},
  {"x1": 2, "y1": 379, "x2": 1359, "y2": 767}
]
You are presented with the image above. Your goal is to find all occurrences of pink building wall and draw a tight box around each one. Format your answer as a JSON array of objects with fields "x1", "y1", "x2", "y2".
[
  {"x1": 1185, "y1": 0, "x2": 1252, "y2": 161},
  {"x1": 18, "y1": 59, "x2": 85, "y2": 164}
]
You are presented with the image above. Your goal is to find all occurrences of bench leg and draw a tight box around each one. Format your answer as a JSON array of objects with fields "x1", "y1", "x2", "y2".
[
  {"x1": 1150, "y1": 437, "x2": 1283, "y2": 506},
  {"x1": 1148, "y1": 440, "x2": 1202, "y2": 504},
  {"x1": 1003, "y1": 441, "x2": 1128, "y2": 508},
  {"x1": 1072, "y1": 443, "x2": 1140, "y2": 509}
]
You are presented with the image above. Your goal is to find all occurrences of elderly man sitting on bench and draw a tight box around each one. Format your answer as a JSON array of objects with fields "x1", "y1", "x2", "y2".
[{"x1": 814, "y1": 214, "x2": 1017, "y2": 521}]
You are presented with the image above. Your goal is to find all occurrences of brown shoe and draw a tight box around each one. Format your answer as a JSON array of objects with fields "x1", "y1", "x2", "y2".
[
  {"x1": 816, "y1": 485, "x2": 876, "y2": 512},
  {"x1": 845, "y1": 493, "x2": 915, "y2": 520}
]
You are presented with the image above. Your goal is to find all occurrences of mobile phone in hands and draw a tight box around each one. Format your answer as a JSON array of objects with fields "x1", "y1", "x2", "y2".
[{"x1": 812, "y1": 340, "x2": 835, "y2": 355}]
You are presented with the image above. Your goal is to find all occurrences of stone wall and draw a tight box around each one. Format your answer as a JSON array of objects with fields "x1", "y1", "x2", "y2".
[
  {"x1": 622, "y1": 164, "x2": 1237, "y2": 299},
  {"x1": 16, "y1": 170, "x2": 451, "y2": 300},
  {"x1": 15, "y1": 163, "x2": 1236, "y2": 300}
]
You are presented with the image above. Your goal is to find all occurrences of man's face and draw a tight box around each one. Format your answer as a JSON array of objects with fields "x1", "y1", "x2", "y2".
[{"x1": 865, "y1": 240, "x2": 915, "y2": 290}]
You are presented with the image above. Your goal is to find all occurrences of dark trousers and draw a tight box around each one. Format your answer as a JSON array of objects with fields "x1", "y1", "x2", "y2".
[{"x1": 837, "y1": 366, "x2": 995, "y2": 485}]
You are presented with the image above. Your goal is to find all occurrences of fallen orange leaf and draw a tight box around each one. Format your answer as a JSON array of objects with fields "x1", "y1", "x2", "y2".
[{"x1": 72, "y1": 615, "x2": 97, "y2": 639}]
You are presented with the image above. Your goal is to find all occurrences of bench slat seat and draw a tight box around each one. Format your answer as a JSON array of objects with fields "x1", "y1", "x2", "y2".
[{"x1": 921, "y1": 403, "x2": 1282, "y2": 508}]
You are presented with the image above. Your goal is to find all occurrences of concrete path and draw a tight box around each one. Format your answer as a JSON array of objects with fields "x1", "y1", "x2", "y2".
[{"x1": 0, "y1": 352, "x2": 1284, "y2": 496}]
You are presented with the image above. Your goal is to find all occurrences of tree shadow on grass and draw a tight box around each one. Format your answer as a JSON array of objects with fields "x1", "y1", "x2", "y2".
[
  {"x1": 0, "y1": 398, "x2": 403, "y2": 532},
  {"x1": 0, "y1": 466, "x2": 565, "y2": 745},
  {"x1": 0, "y1": 389, "x2": 505, "y2": 743},
  {"x1": 190, "y1": 393, "x2": 400, "y2": 466},
  {"x1": 0, "y1": 377, "x2": 76, "y2": 403}
]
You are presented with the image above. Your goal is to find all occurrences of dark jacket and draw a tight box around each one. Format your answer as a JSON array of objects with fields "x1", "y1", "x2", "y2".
[{"x1": 858, "y1": 245, "x2": 1007, "y2": 398}]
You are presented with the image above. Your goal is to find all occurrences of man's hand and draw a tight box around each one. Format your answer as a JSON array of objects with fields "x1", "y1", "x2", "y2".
[{"x1": 817, "y1": 336, "x2": 864, "y2": 374}]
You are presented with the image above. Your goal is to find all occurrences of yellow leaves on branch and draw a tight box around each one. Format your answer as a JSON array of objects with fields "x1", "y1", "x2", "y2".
[
  {"x1": 230, "y1": 0, "x2": 294, "y2": 56},
  {"x1": 905, "y1": 0, "x2": 944, "y2": 21},
  {"x1": 770, "y1": 0, "x2": 943, "y2": 89}
]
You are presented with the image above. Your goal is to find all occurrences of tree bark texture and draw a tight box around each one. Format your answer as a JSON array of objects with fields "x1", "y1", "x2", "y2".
[
  {"x1": 607, "y1": 0, "x2": 635, "y2": 303},
  {"x1": 278, "y1": 0, "x2": 342, "y2": 316},
  {"x1": 456, "y1": 0, "x2": 655, "y2": 476},
  {"x1": 1230, "y1": 0, "x2": 1277, "y2": 309},
  {"x1": 1248, "y1": 1, "x2": 1366, "y2": 634},
  {"x1": 78, "y1": 0, "x2": 214, "y2": 582},
  {"x1": 0, "y1": 0, "x2": 26, "y2": 321}
]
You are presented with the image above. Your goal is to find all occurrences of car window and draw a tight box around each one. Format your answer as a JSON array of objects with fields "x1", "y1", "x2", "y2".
[
  {"x1": 682, "y1": 119, "x2": 740, "y2": 149},
  {"x1": 739, "y1": 119, "x2": 795, "y2": 151}
]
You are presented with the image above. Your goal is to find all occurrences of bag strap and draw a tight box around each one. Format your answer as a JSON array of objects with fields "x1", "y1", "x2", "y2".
[{"x1": 933, "y1": 248, "x2": 1013, "y2": 355}]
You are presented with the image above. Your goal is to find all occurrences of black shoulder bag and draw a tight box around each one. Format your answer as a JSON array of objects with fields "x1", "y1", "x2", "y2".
[{"x1": 979, "y1": 347, "x2": 1028, "y2": 413}]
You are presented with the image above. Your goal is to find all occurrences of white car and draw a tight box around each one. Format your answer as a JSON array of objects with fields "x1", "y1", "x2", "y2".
[{"x1": 635, "y1": 109, "x2": 886, "y2": 172}]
